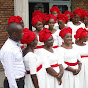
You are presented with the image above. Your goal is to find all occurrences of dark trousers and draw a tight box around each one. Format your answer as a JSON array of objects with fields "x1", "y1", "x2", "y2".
[{"x1": 4, "y1": 78, "x2": 24, "y2": 88}]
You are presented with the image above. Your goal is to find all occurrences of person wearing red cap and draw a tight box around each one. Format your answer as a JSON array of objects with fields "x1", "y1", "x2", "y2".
[
  {"x1": 57, "y1": 13, "x2": 69, "y2": 46},
  {"x1": 35, "y1": 28, "x2": 64, "y2": 88},
  {"x1": 64, "y1": 10, "x2": 71, "y2": 21},
  {"x1": 32, "y1": 10, "x2": 42, "y2": 32},
  {"x1": 32, "y1": 10, "x2": 42, "y2": 18},
  {"x1": 57, "y1": 27, "x2": 82, "y2": 88},
  {"x1": 50, "y1": 6, "x2": 60, "y2": 31},
  {"x1": 31, "y1": 15, "x2": 44, "y2": 49},
  {"x1": 44, "y1": 14, "x2": 61, "y2": 47},
  {"x1": 20, "y1": 28, "x2": 46, "y2": 88},
  {"x1": 50, "y1": 6, "x2": 60, "y2": 17},
  {"x1": 73, "y1": 28, "x2": 88, "y2": 88},
  {"x1": 57, "y1": 13, "x2": 68, "y2": 30},
  {"x1": 73, "y1": 9, "x2": 86, "y2": 23},
  {"x1": 67, "y1": 9, "x2": 85, "y2": 43}
]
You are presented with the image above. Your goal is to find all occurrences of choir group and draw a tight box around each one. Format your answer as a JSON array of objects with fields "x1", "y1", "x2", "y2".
[{"x1": 1, "y1": 5, "x2": 88, "y2": 88}]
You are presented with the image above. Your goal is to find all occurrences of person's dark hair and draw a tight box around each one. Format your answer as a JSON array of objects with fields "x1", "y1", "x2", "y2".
[{"x1": 6, "y1": 22, "x2": 22, "y2": 36}]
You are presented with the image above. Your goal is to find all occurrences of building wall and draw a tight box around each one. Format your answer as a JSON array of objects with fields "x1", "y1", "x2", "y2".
[
  {"x1": 0, "y1": 0, "x2": 14, "y2": 71},
  {"x1": 71, "y1": 0, "x2": 88, "y2": 12}
]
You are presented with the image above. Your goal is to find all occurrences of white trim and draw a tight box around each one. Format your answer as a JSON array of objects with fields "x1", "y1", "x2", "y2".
[{"x1": 14, "y1": 0, "x2": 29, "y2": 28}]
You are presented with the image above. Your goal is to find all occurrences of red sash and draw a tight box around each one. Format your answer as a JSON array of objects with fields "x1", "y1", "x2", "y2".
[
  {"x1": 81, "y1": 56, "x2": 88, "y2": 58},
  {"x1": 65, "y1": 61, "x2": 78, "y2": 66},
  {"x1": 26, "y1": 64, "x2": 42, "y2": 74},
  {"x1": 50, "y1": 63, "x2": 59, "y2": 67},
  {"x1": 52, "y1": 46, "x2": 59, "y2": 48}
]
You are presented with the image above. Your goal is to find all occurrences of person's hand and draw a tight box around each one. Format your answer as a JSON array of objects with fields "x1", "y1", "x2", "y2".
[
  {"x1": 57, "y1": 78, "x2": 62, "y2": 85},
  {"x1": 56, "y1": 72, "x2": 63, "y2": 79},
  {"x1": 73, "y1": 69, "x2": 80, "y2": 75},
  {"x1": 56, "y1": 74, "x2": 63, "y2": 85}
]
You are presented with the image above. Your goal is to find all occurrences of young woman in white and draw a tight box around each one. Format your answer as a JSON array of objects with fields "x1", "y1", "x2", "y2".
[
  {"x1": 56, "y1": 27, "x2": 82, "y2": 88},
  {"x1": 21, "y1": 28, "x2": 46, "y2": 88},
  {"x1": 73, "y1": 28, "x2": 88, "y2": 88},
  {"x1": 66, "y1": 12, "x2": 85, "y2": 43},
  {"x1": 57, "y1": 13, "x2": 70, "y2": 46},
  {"x1": 35, "y1": 28, "x2": 64, "y2": 88},
  {"x1": 44, "y1": 14, "x2": 62, "y2": 47},
  {"x1": 31, "y1": 15, "x2": 44, "y2": 49},
  {"x1": 50, "y1": 5, "x2": 60, "y2": 31}
]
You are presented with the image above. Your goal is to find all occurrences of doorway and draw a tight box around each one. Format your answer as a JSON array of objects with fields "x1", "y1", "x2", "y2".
[{"x1": 29, "y1": 2, "x2": 49, "y2": 30}]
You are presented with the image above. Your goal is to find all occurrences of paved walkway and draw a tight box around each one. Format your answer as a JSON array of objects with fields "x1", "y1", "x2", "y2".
[{"x1": 0, "y1": 71, "x2": 5, "y2": 88}]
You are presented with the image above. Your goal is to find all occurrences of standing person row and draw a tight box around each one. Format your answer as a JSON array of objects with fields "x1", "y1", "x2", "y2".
[{"x1": 20, "y1": 28, "x2": 64, "y2": 88}]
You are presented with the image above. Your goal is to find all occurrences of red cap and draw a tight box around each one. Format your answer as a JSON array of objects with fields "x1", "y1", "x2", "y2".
[
  {"x1": 73, "y1": 9, "x2": 86, "y2": 19},
  {"x1": 32, "y1": 10, "x2": 42, "y2": 17},
  {"x1": 64, "y1": 10, "x2": 71, "y2": 16},
  {"x1": 45, "y1": 14, "x2": 56, "y2": 23},
  {"x1": 8, "y1": 16, "x2": 22, "y2": 25},
  {"x1": 57, "y1": 13, "x2": 68, "y2": 23},
  {"x1": 74, "y1": 28, "x2": 87, "y2": 40},
  {"x1": 39, "y1": 28, "x2": 52, "y2": 42},
  {"x1": 20, "y1": 28, "x2": 36, "y2": 44},
  {"x1": 39, "y1": 13, "x2": 47, "y2": 20},
  {"x1": 31, "y1": 15, "x2": 43, "y2": 27},
  {"x1": 50, "y1": 6, "x2": 60, "y2": 14},
  {"x1": 59, "y1": 27, "x2": 72, "y2": 38},
  {"x1": 70, "y1": 14, "x2": 74, "y2": 19},
  {"x1": 84, "y1": 12, "x2": 88, "y2": 18}
]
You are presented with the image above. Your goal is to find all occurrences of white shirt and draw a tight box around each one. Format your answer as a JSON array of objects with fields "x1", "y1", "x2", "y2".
[{"x1": 0, "y1": 38, "x2": 26, "y2": 88}]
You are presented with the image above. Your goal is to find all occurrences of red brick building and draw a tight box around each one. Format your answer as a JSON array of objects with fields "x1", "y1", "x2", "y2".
[{"x1": 0, "y1": 0, "x2": 88, "y2": 71}]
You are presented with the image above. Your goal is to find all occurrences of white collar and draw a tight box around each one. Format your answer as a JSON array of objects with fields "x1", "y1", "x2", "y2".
[{"x1": 8, "y1": 38, "x2": 19, "y2": 46}]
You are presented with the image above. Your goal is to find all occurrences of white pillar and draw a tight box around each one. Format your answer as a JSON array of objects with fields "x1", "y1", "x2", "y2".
[{"x1": 14, "y1": 0, "x2": 29, "y2": 28}]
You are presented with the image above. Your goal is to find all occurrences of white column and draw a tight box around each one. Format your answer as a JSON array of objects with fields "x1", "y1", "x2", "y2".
[{"x1": 14, "y1": 0, "x2": 29, "y2": 28}]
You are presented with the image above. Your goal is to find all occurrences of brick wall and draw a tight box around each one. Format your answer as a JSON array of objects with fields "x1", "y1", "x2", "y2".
[
  {"x1": 0, "y1": 0, "x2": 14, "y2": 71},
  {"x1": 71, "y1": 0, "x2": 88, "y2": 12}
]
